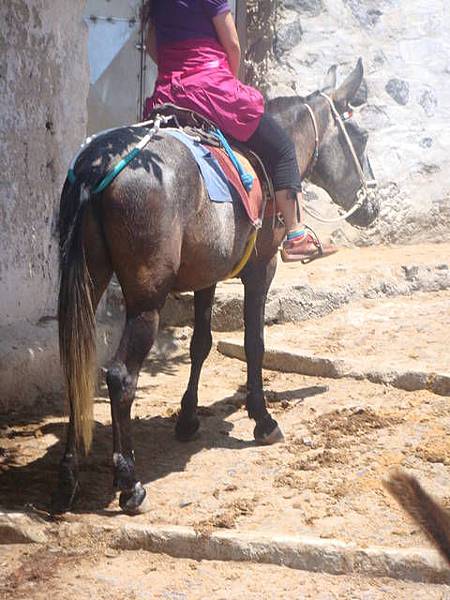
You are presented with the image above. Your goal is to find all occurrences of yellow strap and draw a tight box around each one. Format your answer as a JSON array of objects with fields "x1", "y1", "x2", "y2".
[{"x1": 224, "y1": 230, "x2": 258, "y2": 280}]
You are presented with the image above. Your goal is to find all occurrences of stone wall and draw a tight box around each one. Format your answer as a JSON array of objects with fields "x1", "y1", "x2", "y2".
[
  {"x1": 244, "y1": 0, "x2": 279, "y2": 90},
  {"x1": 0, "y1": 1, "x2": 89, "y2": 410},
  {"x1": 268, "y1": 0, "x2": 450, "y2": 244}
]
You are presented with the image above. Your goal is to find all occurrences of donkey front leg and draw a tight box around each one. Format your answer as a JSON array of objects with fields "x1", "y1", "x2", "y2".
[
  {"x1": 107, "y1": 309, "x2": 160, "y2": 514},
  {"x1": 242, "y1": 259, "x2": 284, "y2": 444},
  {"x1": 176, "y1": 285, "x2": 216, "y2": 441}
]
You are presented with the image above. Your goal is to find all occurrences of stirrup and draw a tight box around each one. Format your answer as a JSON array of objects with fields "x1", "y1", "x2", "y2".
[{"x1": 280, "y1": 225, "x2": 337, "y2": 264}]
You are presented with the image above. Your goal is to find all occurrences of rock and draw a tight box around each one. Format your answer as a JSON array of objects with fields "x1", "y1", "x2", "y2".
[
  {"x1": 360, "y1": 104, "x2": 391, "y2": 130},
  {"x1": 419, "y1": 137, "x2": 433, "y2": 148},
  {"x1": 283, "y1": 0, "x2": 324, "y2": 16},
  {"x1": 0, "y1": 511, "x2": 48, "y2": 544},
  {"x1": 418, "y1": 163, "x2": 440, "y2": 176},
  {"x1": 385, "y1": 78, "x2": 410, "y2": 105},
  {"x1": 401, "y1": 265, "x2": 419, "y2": 281},
  {"x1": 418, "y1": 88, "x2": 437, "y2": 117},
  {"x1": 344, "y1": 0, "x2": 383, "y2": 27},
  {"x1": 275, "y1": 21, "x2": 303, "y2": 57}
]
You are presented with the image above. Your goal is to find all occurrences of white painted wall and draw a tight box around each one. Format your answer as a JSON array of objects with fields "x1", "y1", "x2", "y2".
[
  {"x1": 0, "y1": 0, "x2": 89, "y2": 327},
  {"x1": 0, "y1": 1, "x2": 91, "y2": 411}
]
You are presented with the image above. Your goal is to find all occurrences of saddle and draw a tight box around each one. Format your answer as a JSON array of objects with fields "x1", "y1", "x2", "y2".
[{"x1": 148, "y1": 104, "x2": 275, "y2": 225}]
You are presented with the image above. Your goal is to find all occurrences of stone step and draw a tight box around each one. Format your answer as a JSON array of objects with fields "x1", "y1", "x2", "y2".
[{"x1": 107, "y1": 243, "x2": 450, "y2": 331}]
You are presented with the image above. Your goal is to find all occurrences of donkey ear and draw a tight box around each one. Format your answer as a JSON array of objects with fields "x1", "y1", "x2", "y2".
[
  {"x1": 333, "y1": 58, "x2": 364, "y2": 107},
  {"x1": 322, "y1": 64, "x2": 337, "y2": 92}
]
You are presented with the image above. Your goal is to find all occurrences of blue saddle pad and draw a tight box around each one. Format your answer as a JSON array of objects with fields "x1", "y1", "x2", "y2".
[{"x1": 164, "y1": 129, "x2": 238, "y2": 203}]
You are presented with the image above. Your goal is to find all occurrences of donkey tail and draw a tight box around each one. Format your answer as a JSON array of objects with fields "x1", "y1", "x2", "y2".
[
  {"x1": 383, "y1": 469, "x2": 450, "y2": 565},
  {"x1": 58, "y1": 181, "x2": 96, "y2": 453}
]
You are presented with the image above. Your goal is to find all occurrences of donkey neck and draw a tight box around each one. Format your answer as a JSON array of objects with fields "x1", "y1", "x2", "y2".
[{"x1": 266, "y1": 95, "x2": 326, "y2": 180}]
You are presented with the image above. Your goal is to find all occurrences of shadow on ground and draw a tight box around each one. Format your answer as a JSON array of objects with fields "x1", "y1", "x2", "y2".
[{"x1": 0, "y1": 329, "x2": 327, "y2": 514}]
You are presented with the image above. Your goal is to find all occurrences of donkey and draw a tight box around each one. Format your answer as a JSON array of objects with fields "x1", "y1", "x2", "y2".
[{"x1": 53, "y1": 59, "x2": 379, "y2": 514}]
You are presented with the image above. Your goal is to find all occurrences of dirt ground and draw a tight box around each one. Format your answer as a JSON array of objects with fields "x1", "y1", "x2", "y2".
[
  {"x1": 1, "y1": 544, "x2": 449, "y2": 600},
  {"x1": 1, "y1": 270, "x2": 449, "y2": 598},
  {"x1": 1, "y1": 324, "x2": 448, "y2": 544}
]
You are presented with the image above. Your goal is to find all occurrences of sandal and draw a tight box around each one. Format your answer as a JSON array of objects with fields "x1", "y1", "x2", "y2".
[{"x1": 280, "y1": 225, "x2": 338, "y2": 264}]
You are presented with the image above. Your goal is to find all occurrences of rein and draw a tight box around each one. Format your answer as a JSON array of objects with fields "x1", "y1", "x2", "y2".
[{"x1": 302, "y1": 93, "x2": 377, "y2": 224}]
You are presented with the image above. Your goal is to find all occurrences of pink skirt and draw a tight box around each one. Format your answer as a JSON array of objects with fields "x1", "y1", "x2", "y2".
[{"x1": 144, "y1": 38, "x2": 264, "y2": 142}]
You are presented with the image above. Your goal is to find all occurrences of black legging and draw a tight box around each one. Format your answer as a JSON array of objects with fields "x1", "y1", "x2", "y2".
[{"x1": 245, "y1": 112, "x2": 302, "y2": 193}]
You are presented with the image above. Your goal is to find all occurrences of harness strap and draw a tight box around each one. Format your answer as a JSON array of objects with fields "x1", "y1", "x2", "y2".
[
  {"x1": 67, "y1": 116, "x2": 172, "y2": 193},
  {"x1": 93, "y1": 145, "x2": 143, "y2": 194},
  {"x1": 303, "y1": 103, "x2": 319, "y2": 177},
  {"x1": 320, "y1": 92, "x2": 368, "y2": 185},
  {"x1": 224, "y1": 229, "x2": 258, "y2": 279},
  {"x1": 92, "y1": 118, "x2": 164, "y2": 194},
  {"x1": 301, "y1": 93, "x2": 377, "y2": 224}
]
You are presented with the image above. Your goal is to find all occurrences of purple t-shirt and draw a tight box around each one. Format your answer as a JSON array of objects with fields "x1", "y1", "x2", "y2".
[{"x1": 151, "y1": 0, "x2": 230, "y2": 46}]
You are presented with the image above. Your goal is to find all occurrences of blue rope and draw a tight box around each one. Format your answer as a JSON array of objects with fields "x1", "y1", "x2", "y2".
[
  {"x1": 214, "y1": 128, "x2": 254, "y2": 192},
  {"x1": 68, "y1": 126, "x2": 253, "y2": 198},
  {"x1": 67, "y1": 168, "x2": 77, "y2": 185},
  {"x1": 67, "y1": 140, "x2": 144, "y2": 192},
  {"x1": 93, "y1": 147, "x2": 141, "y2": 194}
]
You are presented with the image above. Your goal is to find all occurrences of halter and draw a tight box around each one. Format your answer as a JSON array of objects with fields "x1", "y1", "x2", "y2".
[{"x1": 302, "y1": 93, "x2": 377, "y2": 224}]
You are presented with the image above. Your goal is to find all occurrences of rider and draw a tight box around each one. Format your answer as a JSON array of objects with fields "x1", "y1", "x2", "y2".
[{"x1": 142, "y1": 0, "x2": 336, "y2": 262}]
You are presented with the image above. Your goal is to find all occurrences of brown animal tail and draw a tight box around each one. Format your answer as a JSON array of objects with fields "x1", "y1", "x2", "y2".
[
  {"x1": 58, "y1": 182, "x2": 96, "y2": 453},
  {"x1": 383, "y1": 469, "x2": 450, "y2": 565}
]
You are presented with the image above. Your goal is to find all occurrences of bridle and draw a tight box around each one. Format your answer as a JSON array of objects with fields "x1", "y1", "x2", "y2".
[{"x1": 302, "y1": 92, "x2": 377, "y2": 224}]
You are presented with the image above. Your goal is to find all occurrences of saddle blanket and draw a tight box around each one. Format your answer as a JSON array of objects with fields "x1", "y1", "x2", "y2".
[{"x1": 164, "y1": 129, "x2": 263, "y2": 227}]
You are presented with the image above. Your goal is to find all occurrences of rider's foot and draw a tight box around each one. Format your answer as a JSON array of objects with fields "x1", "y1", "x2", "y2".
[{"x1": 280, "y1": 225, "x2": 338, "y2": 263}]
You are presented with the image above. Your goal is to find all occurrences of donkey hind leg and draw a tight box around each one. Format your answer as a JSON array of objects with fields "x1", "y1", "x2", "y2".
[
  {"x1": 106, "y1": 309, "x2": 160, "y2": 514},
  {"x1": 242, "y1": 260, "x2": 284, "y2": 444},
  {"x1": 176, "y1": 286, "x2": 216, "y2": 441}
]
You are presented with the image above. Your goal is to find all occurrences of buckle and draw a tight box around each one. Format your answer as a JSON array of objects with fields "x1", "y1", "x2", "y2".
[{"x1": 341, "y1": 110, "x2": 353, "y2": 121}]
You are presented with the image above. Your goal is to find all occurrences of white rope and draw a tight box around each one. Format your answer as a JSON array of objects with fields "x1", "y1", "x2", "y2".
[
  {"x1": 320, "y1": 92, "x2": 368, "y2": 184},
  {"x1": 303, "y1": 103, "x2": 319, "y2": 169},
  {"x1": 301, "y1": 93, "x2": 377, "y2": 224},
  {"x1": 303, "y1": 195, "x2": 365, "y2": 223},
  {"x1": 132, "y1": 114, "x2": 174, "y2": 128}
]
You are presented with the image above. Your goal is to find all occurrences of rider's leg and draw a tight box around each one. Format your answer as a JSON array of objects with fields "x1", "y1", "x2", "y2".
[
  {"x1": 246, "y1": 111, "x2": 337, "y2": 263},
  {"x1": 275, "y1": 188, "x2": 303, "y2": 231}
]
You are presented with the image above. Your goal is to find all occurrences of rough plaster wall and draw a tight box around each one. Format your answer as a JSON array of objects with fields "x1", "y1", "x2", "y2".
[
  {"x1": 0, "y1": 0, "x2": 88, "y2": 327},
  {"x1": 269, "y1": 0, "x2": 450, "y2": 244}
]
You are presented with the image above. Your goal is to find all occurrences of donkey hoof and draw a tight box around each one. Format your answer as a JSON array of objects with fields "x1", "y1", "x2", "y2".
[
  {"x1": 50, "y1": 481, "x2": 79, "y2": 515},
  {"x1": 175, "y1": 414, "x2": 200, "y2": 442},
  {"x1": 119, "y1": 482, "x2": 150, "y2": 515},
  {"x1": 254, "y1": 416, "x2": 285, "y2": 445}
]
